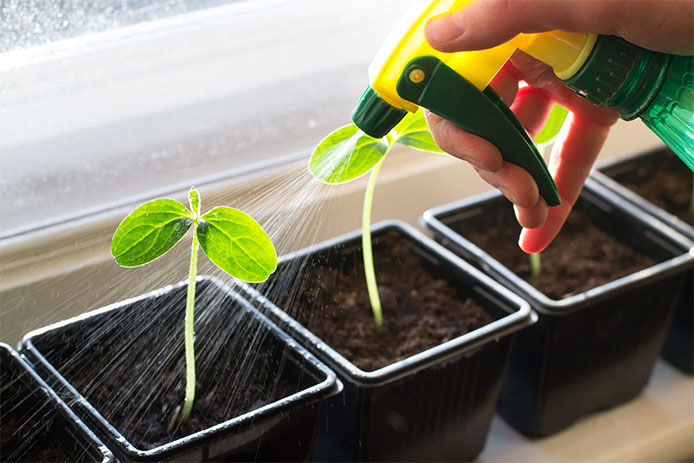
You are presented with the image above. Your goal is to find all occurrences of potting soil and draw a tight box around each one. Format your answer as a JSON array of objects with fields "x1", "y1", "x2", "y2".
[
  {"x1": 617, "y1": 155, "x2": 693, "y2": 225},
  {"x1": 35, "y1": 287, "x2": 307, "y2": 451},
  {"x1": 466, "y1": 209, "x2": 658, "y2": 299},
  {"x1": 0, "y1": 375, "x2": 75, "y2": 462},
  {"x1": 273, "y1": 230, "x2": 494, "y2": 371}
]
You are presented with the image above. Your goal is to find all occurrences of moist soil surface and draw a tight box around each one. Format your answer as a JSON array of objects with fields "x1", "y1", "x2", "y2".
[
  {"x1": 37, "y1": 288, "x2": 304, "y2": 451},
  {"x1": 271, "y1": 230, "x2": 494, "y2": 372},
  {"x1": 615, "y1": 153, "x2": 693, "y2": 225},
  {"x1": 1, "y1": 369, "x2": 76, "y2": 462},
  {"x1": 465, "y1": 209, "x2": 657, "y2": 300}
]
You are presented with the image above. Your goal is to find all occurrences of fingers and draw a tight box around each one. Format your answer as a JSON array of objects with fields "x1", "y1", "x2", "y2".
[
  {"x1": 515, "y1": 202, "x2": 548, "y2": 229},
  {"x1": 489, "y1": 61, "x2": 520, "y2": 106},
  {"x1": 425, "y1": 74, "x2": 557, "y2": 223},
  {"x1": 519, "y1": 114, "x2": 612, "y2": 253},
  {"x1": 424, "y1": 0, "x2": 613, "y2": 53},
  {"x1": 425, "y1": 0, "x2": 624, "y2": 53},
  {"x1": 424, "y1": 110, "x2": 541, "y2": 213},
  {"x1": 510, "y1": 85, "x2": 553, "y2": 138},
  {"x1": 475, "y1": 162, "x2": 539, "y2": 209},
  {"x1": 425, "y1": 0, "x2": 693, "y2": 55},
  {"x1": 425, "y1": 111, "x2": 503, "y2": 171}
]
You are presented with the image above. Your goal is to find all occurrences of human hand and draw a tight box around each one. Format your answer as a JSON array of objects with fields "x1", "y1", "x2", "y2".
[{"x1": 423, "y1": 0, "x2": 693, "y2": 253}]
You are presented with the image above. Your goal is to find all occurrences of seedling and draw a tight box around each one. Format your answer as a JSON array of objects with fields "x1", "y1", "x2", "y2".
[
  {"x1": 529, "y1": 253, "x2": 542, "y2": 277},
  {"x1": 309, "y1": 111, "x2": 443, "y2": 327},
  {"x1": 110, "y1": 187, "x2": 277, "y2": 423},
  {"x1": 310, "y1": 104, "x2": 569, "y2": 325},
  {"x1": 527, "y1": 104, "x2": 570, "y2": 277}
]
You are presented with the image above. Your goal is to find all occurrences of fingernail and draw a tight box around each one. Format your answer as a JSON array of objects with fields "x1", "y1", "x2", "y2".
[
  {"x1": 518, "y1": 229, "x2": 529, "y2": 251},
  {"x1": 425, "y1": 13, "x2": 464, "y2": 43}
]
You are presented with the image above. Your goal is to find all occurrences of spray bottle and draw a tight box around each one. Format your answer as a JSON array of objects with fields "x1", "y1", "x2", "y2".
[{"x1": 352, "y1": 0, "x2": 694, "y2": 207}]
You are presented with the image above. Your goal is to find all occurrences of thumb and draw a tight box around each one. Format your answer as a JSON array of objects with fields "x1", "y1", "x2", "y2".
[{"x1": 424, "y1": 0, "x2": 617, "y2": 53}]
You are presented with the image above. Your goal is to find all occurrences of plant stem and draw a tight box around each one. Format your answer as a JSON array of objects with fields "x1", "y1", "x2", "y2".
[
  {"x1": 529, "y1": 252, "x2": 541, "y2": 277},
  {"x1": 180, "y1": 221, "x2": 199, "y2": 422},
  {"x1": 363, "y1": 158, "x2": 385, "y2": 328}
]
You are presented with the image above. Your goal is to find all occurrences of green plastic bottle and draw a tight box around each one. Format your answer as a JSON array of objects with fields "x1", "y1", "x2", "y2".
[{"x1": 563, "y1": 36, "x2": 694, "y2": 171}]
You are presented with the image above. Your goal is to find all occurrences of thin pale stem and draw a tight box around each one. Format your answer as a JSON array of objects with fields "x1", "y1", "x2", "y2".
[
  {"x1": 529, "y1": 252, "x2": 541, "y2": 277},
  {"x1": 180, "y1": 229, "x2": 199, "y2": 422},
  {"x1": 363, "y1": 158, "x2": 385, "y2": 328}
]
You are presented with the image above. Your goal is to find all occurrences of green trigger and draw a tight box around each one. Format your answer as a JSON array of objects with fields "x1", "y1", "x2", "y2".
[{"x1": 396, "y1": 56, "x2": 561, "y2": 207}]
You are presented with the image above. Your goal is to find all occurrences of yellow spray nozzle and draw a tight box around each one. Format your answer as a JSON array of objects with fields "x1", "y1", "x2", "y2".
[
  {"x1": 351, "y1": 0, "x2": 599, "y2": 207},
  {"x1": 354, "y1": 0, "x2": 595, "y2": 134}
]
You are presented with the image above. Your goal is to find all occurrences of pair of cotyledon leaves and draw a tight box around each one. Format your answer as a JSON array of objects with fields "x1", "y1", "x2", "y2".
[
  {"x1": 110, "y1": 189, "x2": 277, "y2": 283},
  {"x1": 111, "y1": 105, "x2": 565, "y2": 280},
  {"x1": 309, "y1": 105, "x2": 568, "y2": 184},
  {"x1": 309, "y1": 110, "x2": 444, "y2": 184}
]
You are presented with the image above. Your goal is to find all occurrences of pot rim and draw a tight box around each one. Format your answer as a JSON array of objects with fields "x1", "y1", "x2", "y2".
[
  {"x1": 421, "y1": 180, "x2": 694, "y2": 316},
  {"x1": 20, "y1": 277, "x2": 339, "y2": 460},
  {"x1": 592, "y1": 147, "x2": 694, "y2": 242},
  {"x1": 1, "y1": 343, "x2": 114, "y2": 463},
  {"x1": 242, "y1": 220, "x2": 535, "y2": 388}
]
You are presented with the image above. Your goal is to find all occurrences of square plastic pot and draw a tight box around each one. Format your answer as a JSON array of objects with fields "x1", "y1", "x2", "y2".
[
  {"x1": 593, "y1": 147, "x2": 693, "y2": 373},
  {"x1": 421, "y1": 180, "x2": 693, "y2": 437},
  {"x1": 1, "y1": 343, "x2": 113, "y2": 462},
  {"x1": 242, "y1": 221, "x2": 535, "y2": 461},
  {"x1": 21, "y1": 277, "x2": 339, "y2": 462}
]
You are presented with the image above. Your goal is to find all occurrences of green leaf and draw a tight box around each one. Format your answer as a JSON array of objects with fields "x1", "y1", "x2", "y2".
[
  {"x1": 534, "y1": 104, "x2": 569, "y2": 145},
  {"x1": 309, "y1": 125, "x2": 389, "y2": 184},
  {"x1": 197, "y1": 207, "x2": 277, "y2": 283},
  {"x1": 111, "y1": 199, "x2": 193, "y2": 267},
  {"x1": 391, "y1": 111, "x2": 444, "y2": 153},
  {"x1": 189, "y1": 187, "x2": 200, "y2": 216}
]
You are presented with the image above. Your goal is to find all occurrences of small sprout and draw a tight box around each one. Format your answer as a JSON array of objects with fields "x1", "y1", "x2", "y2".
[
  {"x1": 534, "y1": 104, "x2": 569, "y2": 146},
  {"x1": 111, "y1": 187, "x2": 277, "y2": 422},
  {"x1": 309, "y1": 111, "x2": 442, "y2": 327},
  {"x1": 528, "y1": 104, "x2": 570, "y2": 278},
  {"x1": 309, "y1": 103, "x2": 568, "y2": 326},
  {"x1": 529, "y1": 252, "x2": 542, "y2": 277}
]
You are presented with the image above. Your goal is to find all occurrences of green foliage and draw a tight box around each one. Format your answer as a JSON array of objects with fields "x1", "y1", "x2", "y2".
[
  {"x1": 309, "y1": 125, "x2": 389, "y2": 184},
  {"x1": 529, "y1": 252, "x2": 542, "y2": 277},
  {"x1": 308, "y1": 110, "x2": 442, "y2": 327},
  {"x1": 391, "y1": 111, "x2": 445, "y2": 153},
  {"x1": 197, "y1": 207, "x2": 278, "y2": 283},
  {"x1": 111, "y1": 187, "x2": 276, "y2": 422},
  {"x1": 111, "y1": 199, "x2": 193, "y2": 267},
  {"x1": 309, "y1": 111, "x2": 440, "y2": 186},
  {"x1": 534, "y1": 104, "x2": 569, "y2": 145},
  {"x1": 112, "y1": 191, "x2": 276, "y2": 281}
]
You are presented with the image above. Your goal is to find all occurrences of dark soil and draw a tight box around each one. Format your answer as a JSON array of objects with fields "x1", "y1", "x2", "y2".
[
  {"x1": 270, "y1": 230, "x2": 494, "y2": 371},
  {"x1": 37, "y1": 285, "x2": 308, "y2": 451},
  {"x1": 465, "y1": 209, "x2": 657, "y2": 300},
  {"x1": 1, "y1": 369, "x2": 76, "y2": 462},
  {"x1": 615, "y1": 153, "x2": 693, "y2": 225}
]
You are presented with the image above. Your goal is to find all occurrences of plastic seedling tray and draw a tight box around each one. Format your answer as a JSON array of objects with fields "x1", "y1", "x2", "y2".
[
  {"x1": 421, "y1": 179, "x2": 693, "y2": 437},
  {"x1": 593, "y1": 147, "x2": 693, "y2": 373},
  {"x1": 1, "y1": 343, "x2": 113, "y2": 463},
  {"x1": 21, "y1": 277, "x2": 339, "y2": 462},
  {"x1": 243, "y1": 221, "x2": 535, "y2": 461}
]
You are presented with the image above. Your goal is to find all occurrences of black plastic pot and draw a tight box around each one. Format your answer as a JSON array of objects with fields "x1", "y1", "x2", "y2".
[
  {"x1": 421, "y1": 180, "x2": 693, "y2": 437},
  {"x1": 1, "y1": 343, "x2": 113, "y2": 462},
  {"x1": 242, "y1": 221, "x2": 535, "y2": 461},
  {"x1": 21, "y1": 277, "x2": 339, "y2": 462},
  {"x1": 593, "y1": 147, "x2": 693, "y2": 373}
]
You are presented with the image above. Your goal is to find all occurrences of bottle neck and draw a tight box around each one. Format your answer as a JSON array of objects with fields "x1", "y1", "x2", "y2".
[
  {"x1": 520, "y1": 31, "x2": 597, "y2": 80},
  {"x1": 561, "y1": 35, "x2": 670, "y2": 120}
]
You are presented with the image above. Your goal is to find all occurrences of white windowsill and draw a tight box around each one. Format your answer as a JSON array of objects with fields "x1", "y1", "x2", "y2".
[{"x1": 1, "y1": 82, "x2": 685, "y2": 461}]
